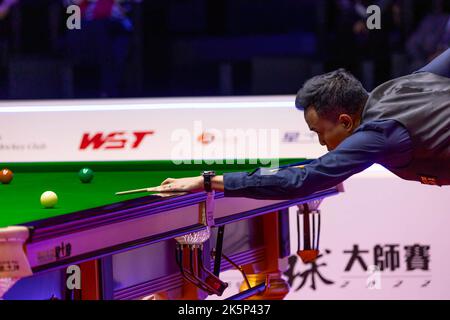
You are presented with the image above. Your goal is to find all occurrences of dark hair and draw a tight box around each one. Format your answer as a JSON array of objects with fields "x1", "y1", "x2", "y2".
[{"x1": 295, "y1": 69, "x2": 368, "y2": 121}]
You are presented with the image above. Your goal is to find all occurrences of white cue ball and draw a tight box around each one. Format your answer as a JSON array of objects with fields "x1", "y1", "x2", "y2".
[{"x1": 40, "y1": 191, "x2": 58, "y2": 208}]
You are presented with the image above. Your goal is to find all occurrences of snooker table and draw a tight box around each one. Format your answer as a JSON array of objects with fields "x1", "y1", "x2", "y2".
[{"x1": 0, "y1": 159, "x2": 342, "y2": 300}]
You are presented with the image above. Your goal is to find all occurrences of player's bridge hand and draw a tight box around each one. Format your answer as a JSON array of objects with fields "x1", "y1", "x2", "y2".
[{"x1": 147, "y1": 176, "x2": 204, "y2": 193}]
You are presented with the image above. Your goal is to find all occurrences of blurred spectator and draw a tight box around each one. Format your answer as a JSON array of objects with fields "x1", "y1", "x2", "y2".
[
  {"x1": 0, "y1": 0, "x2": 17, "y2": 19},
  {"x1": 327, "y1": 0, "x2": 402, "y2": 87},
  {"x1": 0, "y1": 0, "x2": 18, "y2": 54},
  {"x1": 326, "y1": 0, "x2": 361, "y2": 74},
  {"x1": 64, "y1": 0, "x2": 135, "y2": 97},
  {"x1": 0, "y1": 0, "x2": 18, "y2": 98},
  {"x1": 365, "y1": 0, "x2": 404, "y2": 84},
  {"x1": 406, "y1": 0, "x2": 450, "y2": 72}
]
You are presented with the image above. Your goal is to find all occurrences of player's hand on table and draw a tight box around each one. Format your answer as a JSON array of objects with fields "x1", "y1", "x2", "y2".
[{"x1": 147, "y1": 176, "x2": 204, "y2": 193}]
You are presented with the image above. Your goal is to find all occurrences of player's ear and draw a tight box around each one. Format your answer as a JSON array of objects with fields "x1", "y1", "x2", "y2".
[{"x1": 338, "y1": 114, "x2": 354, "y2": 131}]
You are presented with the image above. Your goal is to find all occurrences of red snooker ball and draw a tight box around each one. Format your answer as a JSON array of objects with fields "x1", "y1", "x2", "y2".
[{"x1": 0, "y1": 168, "x2": 13, "y2": 184}]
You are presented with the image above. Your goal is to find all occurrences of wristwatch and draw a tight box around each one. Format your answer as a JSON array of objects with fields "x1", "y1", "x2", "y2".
[{"x1": 202, "y1": 171, "x2": 216, "y2": 192}]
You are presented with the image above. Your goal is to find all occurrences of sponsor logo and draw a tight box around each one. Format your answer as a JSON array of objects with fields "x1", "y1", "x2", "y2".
[
  {"x1": 282, "y1": 131, "x2": 318, "y2": 143},
  {"x1": 37, "y1": 249, "x2": 57, "y2": 264},
  {"x1": 282, "y1": 131, "x2": 300, "y2": 143},
  {"x1": 55, "y1": 242, "x2": 72, "y2": 260},
  {"x1": 79, "y1": 131, "x2": 154, "y2": 150},
  {"x1": 197, "y1": 132, "x2": 215, "y2": 145}
]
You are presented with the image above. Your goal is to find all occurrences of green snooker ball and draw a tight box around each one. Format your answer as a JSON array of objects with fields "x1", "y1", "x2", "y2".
[{"x1": 78, "y1": 168, "x2": 94, "y2": 183}]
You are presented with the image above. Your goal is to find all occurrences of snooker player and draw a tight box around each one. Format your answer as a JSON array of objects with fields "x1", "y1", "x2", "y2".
[{"x1": 148, "y1": 49, "x2": 450, "y2": 199}]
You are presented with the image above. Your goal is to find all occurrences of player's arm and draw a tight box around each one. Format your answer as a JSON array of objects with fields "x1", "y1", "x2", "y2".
[
  {"x1": 146, "y1": 120, "x2": 411, "y2": 197},
  {"x1": 222, "y1": 120, "x2": 412, "y2": 200}
]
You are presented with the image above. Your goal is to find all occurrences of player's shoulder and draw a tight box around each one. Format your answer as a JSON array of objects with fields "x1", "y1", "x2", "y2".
[
  {"x1": 368, "y1": 71, "x2": 450, "y2": 102},
  {"x1": 355, "y1": 119, "x2": 402, "y2": 135},
  {"x1": 387, "y1": 71, "x2": 450, "y2": 87},
  {"x1": 409, "y1": 70, "x2": 450, "y2": 82}
]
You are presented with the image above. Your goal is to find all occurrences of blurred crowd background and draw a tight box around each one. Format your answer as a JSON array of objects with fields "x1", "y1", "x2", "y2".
[{"x1": 0, "y1": 0, "x2": 448, "y2": 100}]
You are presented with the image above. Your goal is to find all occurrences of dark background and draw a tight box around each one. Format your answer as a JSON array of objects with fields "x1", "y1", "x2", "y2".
[{"x1": 0, "y1": 0, "x2": 448, "y2": 100}]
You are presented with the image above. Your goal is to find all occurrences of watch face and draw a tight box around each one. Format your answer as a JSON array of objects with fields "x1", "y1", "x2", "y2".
[{"x1": 203, "y1": 171, "x2": 216, "y2": 176}]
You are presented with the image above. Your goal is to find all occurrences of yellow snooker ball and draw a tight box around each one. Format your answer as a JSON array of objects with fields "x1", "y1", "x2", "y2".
[{"x1": 40, "y1": 191, "x2": 58, "y2": 208}]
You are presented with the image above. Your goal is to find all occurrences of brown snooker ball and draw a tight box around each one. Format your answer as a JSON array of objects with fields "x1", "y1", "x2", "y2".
[{"x1": 0, "y1": 168, "x2": 13, "y2": 184}]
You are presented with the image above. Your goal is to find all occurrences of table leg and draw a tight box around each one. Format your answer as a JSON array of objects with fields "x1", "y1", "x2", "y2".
[{"x1": 239, "y1": 212, "x2": 289, "y2": 300}]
